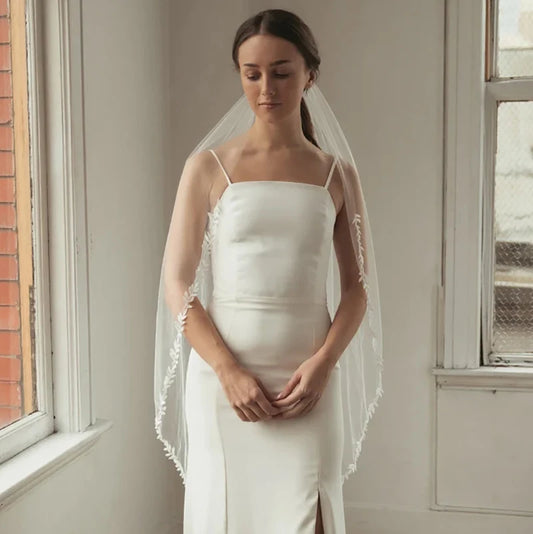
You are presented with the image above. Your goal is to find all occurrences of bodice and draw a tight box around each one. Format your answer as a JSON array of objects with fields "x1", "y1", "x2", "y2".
[{"x1": 208, "y1": 181, "x2": 336, "y2": 305}]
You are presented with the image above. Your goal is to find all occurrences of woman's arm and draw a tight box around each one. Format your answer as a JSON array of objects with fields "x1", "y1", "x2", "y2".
[
  {"x1": 315, "y1": 162, "x2": 368, "y2": 370},
  {"x1": 163, "y1": 151, "x2": 240, "y2": 376}
]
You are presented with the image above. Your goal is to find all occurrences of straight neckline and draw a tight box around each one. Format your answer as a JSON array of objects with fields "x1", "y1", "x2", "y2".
[
  {"x1": 229, "y1": 179, "x2": 327, "y2": 189},
  {"x1": 208, "y1": 148, "x2": 337, "y2": 191},
  {"x1": 208, "y1": 180, "x2": 337, "y2": 218}
]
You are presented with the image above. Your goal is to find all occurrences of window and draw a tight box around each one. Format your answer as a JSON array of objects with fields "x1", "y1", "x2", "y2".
[
  {"x1": 0, "y1": 1, "x2": 28, "y2": 429},
  {"x1": 482, "y1": 0, "x2": 533, "y2": 365},
  {"x1": 0, "y1": 1, "x2": 110, "y2": 504},
  {"x1": 439, "y1": 0, "x2": 533, "y2": 372},
  {"x1": 0, "y1": 0, "x2": 55, "y2": 464}
]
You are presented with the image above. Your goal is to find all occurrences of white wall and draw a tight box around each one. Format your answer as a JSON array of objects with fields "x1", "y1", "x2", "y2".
[
  {"x1": 2, "y1": 1, "x2": 532, "y2": 533},
  {"x1": 1, "y1": 1, "x2": 176, "y2": 533}
]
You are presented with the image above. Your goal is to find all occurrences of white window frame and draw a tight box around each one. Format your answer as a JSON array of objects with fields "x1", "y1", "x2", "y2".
[
  {"x1": 481, "y1": 1, "x2": 533, "y2": 368},
  {"x1": 434, "y1": 0, "x2": 533, "y2": 387},
  {"x1": 0, "y1": 0, "x2": 111, "y2": 508}
]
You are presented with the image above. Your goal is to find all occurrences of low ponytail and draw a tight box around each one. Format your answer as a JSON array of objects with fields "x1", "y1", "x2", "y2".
[{"x1": 300, "y1": 96, "x2": 319, "y2": 148}]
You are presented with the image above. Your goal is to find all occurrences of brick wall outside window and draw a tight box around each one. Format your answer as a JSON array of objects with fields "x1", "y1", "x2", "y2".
[{"x1": 0, "y1": 0, "x2": 35, "y2": 430}]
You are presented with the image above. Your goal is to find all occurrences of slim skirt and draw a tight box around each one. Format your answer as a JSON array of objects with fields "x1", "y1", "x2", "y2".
[{"x1": 183, "y1": 297, "x2": 346, "y2": 533}]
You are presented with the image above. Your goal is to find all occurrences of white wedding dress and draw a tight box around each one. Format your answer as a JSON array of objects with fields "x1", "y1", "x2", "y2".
[{"x1": 183, "y1": 149, "x2": 346, "y2": 533}]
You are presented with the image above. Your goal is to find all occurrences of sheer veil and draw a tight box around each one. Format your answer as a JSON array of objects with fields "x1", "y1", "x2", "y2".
[{"x1": 154, "y1": 83, "x2": 384, "y2": 486}]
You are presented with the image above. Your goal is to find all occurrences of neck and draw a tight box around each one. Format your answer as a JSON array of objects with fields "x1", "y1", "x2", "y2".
[{"x1": 246, "y1": 107, "x2": 308, "y2": 152}]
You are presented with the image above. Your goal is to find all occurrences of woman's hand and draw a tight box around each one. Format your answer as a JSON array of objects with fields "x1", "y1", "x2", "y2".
[
  {"x1": 217, "y1": 362, "x2": 283, "y2": 422},
  {"x1": 271, "y1": 353, "x2": 334, "y2": 420}
]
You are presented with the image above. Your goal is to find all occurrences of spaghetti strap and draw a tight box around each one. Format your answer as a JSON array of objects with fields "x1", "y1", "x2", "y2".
[
  {"x1": 324, "y1": 156, "x2": 336, "y2": 189},
  {"x1": 209, "y1": 149, "x2": 232, "y2": 186}
]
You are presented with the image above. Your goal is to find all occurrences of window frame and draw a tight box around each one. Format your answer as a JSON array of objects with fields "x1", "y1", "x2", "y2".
[
  {"x1": 0, "y1": 0, "x2": 111, "y2": 508},
  {"x1": 482, "y1": 84, "x2": 533, "y2": 367},
  {"x1": 435, "y1": 0, "x2": 533, "y2": 385}
]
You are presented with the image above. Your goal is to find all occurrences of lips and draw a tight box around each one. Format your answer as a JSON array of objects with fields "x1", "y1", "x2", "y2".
[{"x1": 260, "y1": 102, "x2": 280, "y2": 105}]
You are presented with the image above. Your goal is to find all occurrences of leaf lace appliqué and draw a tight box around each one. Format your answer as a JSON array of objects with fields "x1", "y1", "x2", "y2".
[
  {"x1": 342, "y1": 213, "x2": 384, "y2": 483},
  {"x1": 154, "y1": 203, "x2": 222, "y2": 485}
]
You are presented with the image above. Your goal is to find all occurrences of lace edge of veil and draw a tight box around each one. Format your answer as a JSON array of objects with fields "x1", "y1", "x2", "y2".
[
  {"x1": 341, "y1": 214, "x2": 384, "y2": 483},
  {"x1": 154, "y1": 206, "x2": 222, "y2": 485}
]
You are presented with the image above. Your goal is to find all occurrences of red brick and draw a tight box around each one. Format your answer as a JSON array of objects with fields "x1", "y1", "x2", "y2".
[
  {"x1": 0, "y1": 43, "x2": 9, "y2": 70},
  {"x1": 0, "y1": 380, "x2": 21, "y2": 405},
  {"x1": 0, "y1": 125, "x2": 12, "y2": 149},
  {"x1": 0, "y1": 149, "x2": 13, "y2": 175},
  {"x1": 0, "y1": 177, "x2": 14, "y2": 201},
  {"x1": 0, "y1": 98, "x2": 11, "y2": 123},
  {"x1": 0, "y1": 229, "x2": 16, "y2": 253},
  {"x1": 0, "y1": 406, "x2": 22, "y2": 428},
  {"x1": 0, "y1": 255, "x2": 16, "y2": 280},
  {"x1": 0, "y1": 17, "x2": 9, "y2": 43},
  {"x1": 0, "y1": 202, "x2": 15, "y2": 227},
  {"x1": 0, "y1": 305, "x2": 19, "y2": 330},
  {"x1": 0, "y1": 71, "x2": 11, "y2": 97},
  {"x1": 0, "y1": 0, "x2": 9, "y2": 18},
  {"x1": 0, "y1": 280, "x2": 18, "y2": 305},
  {"x1": 0, "y1": 355, "x2": 20, "y2": 380}
]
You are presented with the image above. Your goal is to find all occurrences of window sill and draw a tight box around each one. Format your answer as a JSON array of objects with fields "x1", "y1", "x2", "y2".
[
  {"x1": 0, "y1": 417, "x2": 113, "y2": 510},
  {"x1": 432, "y1": 366, "x2": 533, "y2": 389}
]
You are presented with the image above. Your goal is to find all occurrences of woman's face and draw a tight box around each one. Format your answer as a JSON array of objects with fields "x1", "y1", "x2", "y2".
[{"x1": 237, "y1": 34, "x2": 313, "y2": 121}]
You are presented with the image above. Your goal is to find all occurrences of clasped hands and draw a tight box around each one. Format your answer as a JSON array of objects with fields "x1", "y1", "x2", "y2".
[{"x1": 219, "y1": 352, "x2": 334, "y2": 423}]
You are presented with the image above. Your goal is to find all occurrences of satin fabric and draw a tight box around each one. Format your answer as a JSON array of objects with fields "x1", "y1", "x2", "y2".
[{"x1": 183, "y1": 153, "x2": 346, "y2": 533}]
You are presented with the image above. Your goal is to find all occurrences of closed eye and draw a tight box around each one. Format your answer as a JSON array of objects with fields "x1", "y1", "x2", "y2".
[{"x1": 246, "y1": 74, "x2": 290, "y2": 80}]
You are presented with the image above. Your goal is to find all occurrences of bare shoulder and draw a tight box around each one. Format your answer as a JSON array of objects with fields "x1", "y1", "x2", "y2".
[
  {"x1": 328, "y1": 156, "x2": 362, "y2": 215},
  {"x1": 337, "y1": 157, "x2": 359, "y2": 179},
  {"x1": 180, "y1": 149, "x2": 218, "y2": 192},
  {"x1": 330, "y1": 156, "x2": 361, "y2": 189},
  {"x1": 183, "y1": 149, "x2": 217, "y2": 174}
]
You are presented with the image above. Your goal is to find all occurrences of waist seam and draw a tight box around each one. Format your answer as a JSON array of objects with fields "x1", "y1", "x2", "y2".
[{"x1": 210, "y1": 294, "x2": 326, "y2": 306}]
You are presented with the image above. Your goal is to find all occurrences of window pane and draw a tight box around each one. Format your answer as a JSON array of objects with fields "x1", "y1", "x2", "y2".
[
  {"x1": 497, "y1": 0, "x2": 533, "y2": 78},
  {"x1": 0, "y1": 0, "x2": 37, "y2": 430},
  {"x1": 493, "y1": 101, "x2": 533, "y2": 353}
]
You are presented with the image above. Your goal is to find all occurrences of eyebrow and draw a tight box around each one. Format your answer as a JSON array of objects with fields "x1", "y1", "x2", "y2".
[{"x1": 242, "y1": 59, "x2": 292, "y2": 67}]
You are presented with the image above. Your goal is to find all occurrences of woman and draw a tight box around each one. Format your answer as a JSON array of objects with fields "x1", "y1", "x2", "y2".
[{"x1": 154, "y1": 9, "x2": 383, "y2": 534}]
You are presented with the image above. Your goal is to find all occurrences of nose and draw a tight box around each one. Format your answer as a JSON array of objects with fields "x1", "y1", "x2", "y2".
[{"x1": 261, "y1": 76, "x2": 276, "y2": 95}]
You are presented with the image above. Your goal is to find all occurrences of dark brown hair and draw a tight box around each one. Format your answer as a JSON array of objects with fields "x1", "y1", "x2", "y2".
[{"x1": 232, "y1": 9, "x2": 321, "y2": 148}]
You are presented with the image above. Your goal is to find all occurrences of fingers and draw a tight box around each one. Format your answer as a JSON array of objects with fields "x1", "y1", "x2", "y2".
[
  {"x1": 231, "y1": 384, "x2": 280, "y2": 422},
  {"x1": 240, "y1": 405, "x2": 260, "y2": 422},
  {"x1": 227, "y1": 373, "x2": 320, "y2": 422},
  {"x1": 255, "y1": 395, "x2": 282, "y2": 418},
  {"x1": 255, "y1": 381, "x2": 282, "y2": 412},
  {"x1": 274, "y1": 396, "x2": 316, "y2": 419},
  {"x1": 272, "y1": 385, "x2": 304, "y2": 408},
  {"x1": 233, "y1": 405, "x2": 248, "y2": 421},
  {"x1": 235, "y1": 401, "x2": 276, "y2": 422},
  {"x1": 259, "y1": 384, "x2": 277, "y2": 403},
  {"x1": 275, "y1": 374, "x2": 300, "y2": 400}
]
